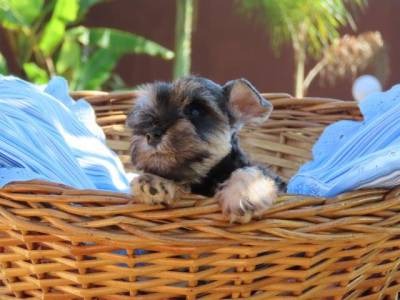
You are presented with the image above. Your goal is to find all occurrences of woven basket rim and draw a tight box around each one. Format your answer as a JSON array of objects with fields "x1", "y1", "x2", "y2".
[{"x1": 1, "y1": 179, "x2": 397, "y2": 247}]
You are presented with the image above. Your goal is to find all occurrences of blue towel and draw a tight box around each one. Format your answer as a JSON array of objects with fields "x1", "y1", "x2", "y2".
[
  {"x1": 0, "y1": 75, "x2": 131, "y2": 193},
  {"x1": 288, "y1": 84, "x2": 400, "y2": 197}
]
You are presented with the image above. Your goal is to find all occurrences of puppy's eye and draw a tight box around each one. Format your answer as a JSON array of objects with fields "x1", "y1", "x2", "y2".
[
  {"x1": 190, "y1": 107, "x2": 200, "y2": 117},
  {"x1": 185, "y1": 102, "x2": 205, "y2": 118}
]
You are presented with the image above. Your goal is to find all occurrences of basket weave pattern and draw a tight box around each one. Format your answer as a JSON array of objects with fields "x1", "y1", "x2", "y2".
[{"x1": 0, "y1": 91, "x2": 399, "y2": 299}]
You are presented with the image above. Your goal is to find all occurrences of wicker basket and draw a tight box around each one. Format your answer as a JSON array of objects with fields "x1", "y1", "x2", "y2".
[{"x1": 0, "y1": 90, "x2": 399, "y2": 300}]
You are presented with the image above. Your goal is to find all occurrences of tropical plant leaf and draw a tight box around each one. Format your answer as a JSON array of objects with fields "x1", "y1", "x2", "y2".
[
  {"x1": 39, "y1": 0, "x2": 79, "y2": 56},
  {"x1": 66, "y1": 26, "x2": 89, "y2": 44},
  {"x1": 0, "y1": 0, "x2": 44, "y2": 28},
  {"x1": 237, "y1": 0, "x2": 366, "y2": 58},
  {"x1": 56, "y1": 37, "x2": 81, "y2": 74},
  {"x1": 1, "y1": 0, "x2": 173, "y2": 90},
  {"x1": 53, "y1": 0, "x2": 79, "y2": 22},
  {"x1": 39, "y1": 18, "x2": 66, "y2": 56},
  {"x1": 0, "y1": 2, "x2": 22, "y2": 29},
  {"x1": 77, "y1": 0, "x2": 104, "y2": 20},
  {"x1": 71, "y1": 27, "x2": 174, "y2": 60},
  {"x1": 74, "y1": 48, "x2": 120, "y2": 90},
  {"x1": 67, "y1": 26, "x2": 174, "y2": 89},
  {"x1": 0, "y1": 51, "x2": 8, "y2": 74},
  {"x1": 23, "y1": 62, "x2": 49, "y2": 84}
]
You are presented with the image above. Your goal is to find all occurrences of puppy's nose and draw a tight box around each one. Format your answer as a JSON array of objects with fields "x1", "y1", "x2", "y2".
[{"x1": 146, "y1": 128, "x2": 163, "y2": 146}]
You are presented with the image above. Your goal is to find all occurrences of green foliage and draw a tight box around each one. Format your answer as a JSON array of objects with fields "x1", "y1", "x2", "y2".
[
  {"x1": 0, "y1": 52, "x2": 8, "y2": 74},
  {"x1": 77, "y1": 0, "x2": 103, "y2": 20},
  {"x1": 66, "y1": 27, "x2": 174, "y2": 89},
  {"x1": 83, "y1": 28, "x2": 174, "y2": 60},
  {"x1": 0, "y1": 0, "x2": 44, "y2": 28},
  {"x1": 74, "y1": 48, "x2": 119, "y2": 90},
  {"x1": 237, "y1": 0, "x2": 367, "y2": 97},
  {"x1": 39, "y1": 0, "x2": 79, "y2": 56},
  {"x1": 23, "y1": 62, "x2": 49, "y2": 84},
  {"x1": 239, "y1": 0, "x2": 366, "y2": 58},
  {"x1": 0, "y1": 0, "x2": 174, "y2": 89}
]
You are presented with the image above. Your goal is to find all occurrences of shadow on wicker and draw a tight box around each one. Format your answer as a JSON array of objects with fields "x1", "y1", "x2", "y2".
[{"x1": 0, "y1": 91, "x2": 399, "y2": 300}]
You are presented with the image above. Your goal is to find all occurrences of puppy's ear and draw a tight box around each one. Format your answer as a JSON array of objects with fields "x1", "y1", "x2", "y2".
[{"x1": 224, "y1": 79, "x2": 272, "y2": 126}]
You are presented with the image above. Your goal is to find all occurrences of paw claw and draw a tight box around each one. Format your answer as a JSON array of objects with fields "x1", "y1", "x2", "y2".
[
  {"x1": 227, "y1": 209, "x2": 253, "y2": 224},
  {"x1": 216, "y1": 167, "x2": 279, "y2": 223}
]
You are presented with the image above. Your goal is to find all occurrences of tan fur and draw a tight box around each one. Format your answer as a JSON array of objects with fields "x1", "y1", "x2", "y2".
[
  {"x1": 128, "y1": 77, "x2": 280, "y2": 223},
  {"x1": 131, "y1": 134, "x2": 178, "y2": 174},
  {"x1": 131, "y1": 79, "x2": 231, "y2": 183},
  {"x1": 131, "y1": 173, "x2": 177, "y2": 205},
  {"x1": 215, "y1": 167, "x2": 278, "y2": 223},
  {"x1": 191, "y1": 128, "x2": 231, "y2": 181},
  {"x1": 131, "y1": 118, "x2": 231, "y2": 183},
  {"x1": 228, "y1": 79, "x2": 273, "y2": 125}
]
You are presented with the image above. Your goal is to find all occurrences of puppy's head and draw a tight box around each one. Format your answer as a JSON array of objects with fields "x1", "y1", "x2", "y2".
[{"x1": 126, "y1": 76, "x2": 272, "y2": 184}]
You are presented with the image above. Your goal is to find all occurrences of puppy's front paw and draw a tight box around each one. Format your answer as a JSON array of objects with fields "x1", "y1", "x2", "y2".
[
  {"x1": 216, "y1": 167, "x2": 278, "y2": 223},
  {"x1": 131, "y1": 173, "x2": 176, "y2": 205}
]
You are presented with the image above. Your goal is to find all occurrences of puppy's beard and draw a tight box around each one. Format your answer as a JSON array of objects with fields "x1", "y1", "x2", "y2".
[
  {"x1": 130, "y1": 136, "x2": 179, "y2": 178},
  {"x1": 130, "y1": 119, "x2": 231, "y2": 183}
]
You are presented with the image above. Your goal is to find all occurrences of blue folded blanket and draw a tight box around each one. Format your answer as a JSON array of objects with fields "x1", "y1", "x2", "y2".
[
  {"x1": 288, "y1": 84, "x2": 400, "y2": 197},
  {"x1": 0, "y1": 76, "x2": 130, "y2": 193}
]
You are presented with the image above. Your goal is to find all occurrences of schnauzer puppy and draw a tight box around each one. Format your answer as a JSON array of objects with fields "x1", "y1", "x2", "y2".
[{"x1": 126, "y1": 76, "x2": 286, "y2": 222}]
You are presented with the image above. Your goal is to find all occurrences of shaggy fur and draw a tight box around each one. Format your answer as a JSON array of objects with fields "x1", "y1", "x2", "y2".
[{"x1": 127, "y1": 76, "x2": 286, "y2": 222}]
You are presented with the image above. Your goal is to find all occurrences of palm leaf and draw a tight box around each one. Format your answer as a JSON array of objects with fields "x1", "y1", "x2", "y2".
[
  {"x1": 77, "y1": 27, "x2": 174, "y2": 60},
  {"x1": 39, "y1": 0, "x2": 79, "y2": 56},
  {"x1": 64, "y1": 26, "x2": 174, "y2": 89},
  {"x1": 23, "y1": 62, "x2": 49, "y2": 84},
  {"x1": 73, "y1": 48, "x2": 119, "y2": 90},
  {"x1": 237, "y1": 0, "x2": 366, "y2": 58},
  {"x1": 0, "y1": 0, "x2": 44, "y2": 28}
]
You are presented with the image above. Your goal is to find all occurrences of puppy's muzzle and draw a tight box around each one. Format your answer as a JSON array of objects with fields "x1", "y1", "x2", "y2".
[{"x1": 146, "y1": 128, "x2": 163, "y2": 146}]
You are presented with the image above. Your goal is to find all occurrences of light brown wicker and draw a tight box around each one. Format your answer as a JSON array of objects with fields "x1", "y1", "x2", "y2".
[{"x1": 0, "y1": 91, "x2": 399, "y2": 300}]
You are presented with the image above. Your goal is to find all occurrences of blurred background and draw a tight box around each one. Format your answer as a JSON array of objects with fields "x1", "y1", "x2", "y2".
[{"x1": 0, "y1": 0, "x2": 399, "y2": 99}]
